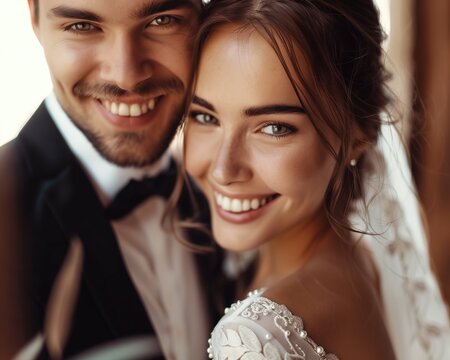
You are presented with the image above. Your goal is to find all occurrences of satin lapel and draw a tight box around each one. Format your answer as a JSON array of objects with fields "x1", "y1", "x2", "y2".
[{"x1": 18, "y1": 103, "x2": 152, "y2": 337}]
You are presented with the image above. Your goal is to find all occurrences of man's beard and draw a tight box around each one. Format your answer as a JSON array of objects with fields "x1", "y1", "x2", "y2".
[
  {"x1": 68, "y1": 77, "x2": 185, "y2": 167},
  {"x1": 74, "y1": 108, "x2": 182, "y2": 167}
]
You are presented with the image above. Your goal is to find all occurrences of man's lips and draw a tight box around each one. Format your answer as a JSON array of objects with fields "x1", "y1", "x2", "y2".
[
  {"x1": 98, "y1": 97, "x2": 158, "y2": 117},
  {"x1": 94, "y1": 96, "x2": 163, "y2": 130}
]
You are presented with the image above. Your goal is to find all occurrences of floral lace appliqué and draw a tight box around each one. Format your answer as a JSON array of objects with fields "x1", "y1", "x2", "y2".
[{"x1": 207, "y1": 290, "x2": 339, "y2": 360}]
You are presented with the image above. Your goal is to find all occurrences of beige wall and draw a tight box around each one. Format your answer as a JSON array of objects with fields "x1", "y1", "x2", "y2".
[
  {"x1": 0, "y1": 1, "x2": 51, "y2": 146},
  {"x1": 413, "y1": 0, "x2": 450, "y2": 304}
]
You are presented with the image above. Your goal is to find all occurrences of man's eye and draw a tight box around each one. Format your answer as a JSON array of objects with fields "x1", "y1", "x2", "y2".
[
  {"x1": 150, "y1": 15, "x2": 175, "y2": 26},
  {"x1": 190, "y1": 112, "x2": 219, "y2": 125},
  {"x1": 67, "y1": 22, "x2": 96, "y2": 32},
  {"x1": 260, "y1": 123, "x2": 294, "y2": 137}
]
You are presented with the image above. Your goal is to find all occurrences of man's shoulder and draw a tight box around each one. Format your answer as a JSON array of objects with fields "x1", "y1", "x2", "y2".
[
  {"x1": 0, "y1": 103, "x2": 53, "y2": 173},
  {"x1": 0, "y1": 137, "x2": 27, "y2": 186},
  {"x1": 0, "y1": 138, "x2": 17, "y2": 164}
]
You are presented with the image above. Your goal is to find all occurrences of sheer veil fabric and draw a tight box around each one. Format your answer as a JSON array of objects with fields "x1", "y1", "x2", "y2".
[{"x1": 350, "y1": 121, "x2": 450, "y2": 359}]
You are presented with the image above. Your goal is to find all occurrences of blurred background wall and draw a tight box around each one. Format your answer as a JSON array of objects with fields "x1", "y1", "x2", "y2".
[
  {"x1": 412, "y1": 0, "x2": 450, "y2": 304},
  {"x1": 0, "y1": 1, "x2": 52, "y2": 146}
]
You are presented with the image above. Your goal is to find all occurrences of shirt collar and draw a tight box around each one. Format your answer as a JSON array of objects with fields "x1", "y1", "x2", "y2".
[{"x1": 45, "y1": 92, "x2": 171, "y2": 205}]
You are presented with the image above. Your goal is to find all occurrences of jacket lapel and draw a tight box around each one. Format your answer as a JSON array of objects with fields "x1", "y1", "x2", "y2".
[{"x1": 18, "y1": 102, "x2": 152, "y2": 338}]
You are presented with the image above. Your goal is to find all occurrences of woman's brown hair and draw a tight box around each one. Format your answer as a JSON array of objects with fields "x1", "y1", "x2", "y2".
[{"x1": 184, "y1": 0, "x2": 393, "y2": 238}]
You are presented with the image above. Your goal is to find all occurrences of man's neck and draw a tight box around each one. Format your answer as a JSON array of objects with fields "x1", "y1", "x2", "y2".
[{"x1": 45, "y1": 92, "x2": 170, "y2": 204}]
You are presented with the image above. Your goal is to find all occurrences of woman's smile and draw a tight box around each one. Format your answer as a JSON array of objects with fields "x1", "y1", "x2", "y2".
[
  {"x1": 185, "y1": 25, "x2": 337, "y2": 252},
  {"x1": 211, "y1": 187, "x2": 280, "y2": 224}
]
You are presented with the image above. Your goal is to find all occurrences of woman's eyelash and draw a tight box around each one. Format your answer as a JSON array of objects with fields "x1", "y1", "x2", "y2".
[
  {"x1": 259, "y1": 122, "x2": 298, "y2": 138},
  {"x1": 189, "y1": 111, "x2": 219, "y2": 125}
]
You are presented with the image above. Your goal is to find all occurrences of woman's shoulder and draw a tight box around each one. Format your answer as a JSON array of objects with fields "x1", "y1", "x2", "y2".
[
  {"x1": 209, "y1": 241, "x2": 397, "y2": 359},
  {"x1": 262, "y1": 242, "x2": 396, "y2": 359},
  {"x1": 208, "y1": 288, "x2": 339, "y2": 359}
]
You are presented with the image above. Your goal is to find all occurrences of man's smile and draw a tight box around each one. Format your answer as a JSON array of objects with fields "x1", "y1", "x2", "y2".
[{"x1": 99, "y1": 97, "x2": 158, "y2": 117}]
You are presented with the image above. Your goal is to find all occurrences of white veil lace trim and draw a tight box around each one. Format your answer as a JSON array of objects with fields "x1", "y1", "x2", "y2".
[{"x1": 350, "y1": 121, "x2": 450, "y2": 360}]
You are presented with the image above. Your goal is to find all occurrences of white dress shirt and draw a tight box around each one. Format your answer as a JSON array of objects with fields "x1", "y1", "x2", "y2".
[{"x1": 46, "y1": 92, "x2": 209, "y2": 360}]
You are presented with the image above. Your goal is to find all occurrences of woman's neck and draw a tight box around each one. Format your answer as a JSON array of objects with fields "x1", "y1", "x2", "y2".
[{"x1": 248, "y1": 211, "x2": 333, "y2": 292}]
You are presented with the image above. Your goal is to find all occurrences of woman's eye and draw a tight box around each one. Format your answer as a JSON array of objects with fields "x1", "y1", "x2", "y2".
[
  {"x1": 149, "y1": 15, "x2": 175, "y2": 26},
  {"x1": 190, "y1": 112, "x2": 219, "y2": 125},
  {"x1": 260, "y1": 123, "x2": 294, "y2": 137}
]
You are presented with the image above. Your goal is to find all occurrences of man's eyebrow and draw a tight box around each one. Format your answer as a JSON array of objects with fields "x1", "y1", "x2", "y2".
[
  {"x1": 134, "y1": 0, "x2": 197, "y2": 18},
  {"x1": 244, "y1": 105, "x2": 306, "y2": 117},
  {"x1": 48, "y1": 6, "x2": 103, "y2": 22},
  {"x1": 192, "y1": 96, "x2": 216, "y2": 112}
]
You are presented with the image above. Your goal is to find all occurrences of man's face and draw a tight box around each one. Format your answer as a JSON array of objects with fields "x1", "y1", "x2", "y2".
[{"x1": 30, "y1": 0, "x2": 200, "y2": 166}]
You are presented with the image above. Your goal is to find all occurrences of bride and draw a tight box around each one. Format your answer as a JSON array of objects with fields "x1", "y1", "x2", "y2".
[{"x1": 182, "y1": 0, "x2": 450, "y2": 359}]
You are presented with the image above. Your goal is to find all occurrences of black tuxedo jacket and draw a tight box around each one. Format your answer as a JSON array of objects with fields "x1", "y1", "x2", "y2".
[{"x1": 5, "y1": 102, "x2": 222, "y2": 359}]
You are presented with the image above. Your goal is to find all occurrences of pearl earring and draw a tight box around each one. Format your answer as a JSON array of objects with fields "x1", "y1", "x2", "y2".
[{"x1": 350, "y1": 159, "x2": 357, "y2": 167}]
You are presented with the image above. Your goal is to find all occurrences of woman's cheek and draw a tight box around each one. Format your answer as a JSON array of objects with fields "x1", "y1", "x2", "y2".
[
  {"x1": 254, "y1": 146, "x2": 333, "y2": 197},
  {"x1": 184, "y1": 130, "x2": 209, "y2": 180}
]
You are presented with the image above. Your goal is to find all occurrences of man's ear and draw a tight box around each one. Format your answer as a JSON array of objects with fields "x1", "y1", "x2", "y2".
[{"x1": 28, "y1": 0, "x2": 40, "y2": 38}]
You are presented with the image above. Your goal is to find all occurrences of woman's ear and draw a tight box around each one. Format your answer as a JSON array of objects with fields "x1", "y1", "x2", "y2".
[{"x1": 348, "y1": 127, "x2": 371, "y2": 166}]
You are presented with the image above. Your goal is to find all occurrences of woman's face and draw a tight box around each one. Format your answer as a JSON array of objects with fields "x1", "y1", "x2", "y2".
[{"x1": 185, "y1": 25, "x2": 339, "y2": 251}]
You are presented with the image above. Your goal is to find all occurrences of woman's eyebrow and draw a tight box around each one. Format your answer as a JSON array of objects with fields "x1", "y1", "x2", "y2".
[
  {"x1": 244, "y1": 105, "x2": 306, "y2": 116},
  {"x1": 192, "y1": 96, "x2": 216, "y2": 112},
  {"x1": 192, "y1": 97, "x2": 306, "y2": 116}
]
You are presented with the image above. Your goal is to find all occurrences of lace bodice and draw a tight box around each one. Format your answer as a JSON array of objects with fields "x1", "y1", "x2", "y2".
[{"x1": 207, "y1": 289, "x2": 339, "y2": 359}]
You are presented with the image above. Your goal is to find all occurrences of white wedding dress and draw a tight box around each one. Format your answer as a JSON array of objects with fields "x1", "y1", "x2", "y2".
[{"x1": 207, "y1": 289, "x2": 338, "y2": 360}]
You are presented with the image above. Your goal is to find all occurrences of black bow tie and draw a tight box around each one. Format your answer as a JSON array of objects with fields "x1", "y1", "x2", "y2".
[{"x1": 106, "y1": 160, "x2": 177, "y2": 220}]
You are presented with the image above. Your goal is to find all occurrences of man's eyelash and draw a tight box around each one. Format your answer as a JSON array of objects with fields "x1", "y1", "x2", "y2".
[
  {"x1": 63, "y1": 22, "x2": 99, "y2": 34},
  {"x1": 148, "y1": 15, "x2": 184, "y2": 28}
]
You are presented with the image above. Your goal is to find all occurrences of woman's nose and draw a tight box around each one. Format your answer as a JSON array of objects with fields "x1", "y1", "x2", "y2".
[{"x1": 211, "y1": 137, "x2": 252, "y2": 186}]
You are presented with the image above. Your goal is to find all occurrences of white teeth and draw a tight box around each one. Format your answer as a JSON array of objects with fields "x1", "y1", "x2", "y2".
[
  {"x1": 231, "y1": 199, "x2": 242, "y2": 212},
  {"x1": 250, "y1": 199, "x2": 259, "y2": 210},
  {"x1": 130, "y1": 103, "x2": 142, "y2": 117},
  {"x1": 222, "y1": 197, "x2": 231, "y2": 211},
  {"x1": 111, "y1": 102, "x2": 119, "y2": 115},
  {"x1": 101, "y1": 98, "x2": 158, "y2": 117},
  {"x1": 215, "y1": 192, "x2": 274, "y2": 213},
  {"x1": 242, "y1": 199, "x2": 251, "y2": 211},
  {"x1": 118, "y1": 103, "x2": 130, "y2": 116}
]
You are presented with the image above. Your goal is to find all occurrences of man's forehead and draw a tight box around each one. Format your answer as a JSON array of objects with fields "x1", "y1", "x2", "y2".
[{"x1": 40, "y1": 0, "x2": 203, "y2": 11}]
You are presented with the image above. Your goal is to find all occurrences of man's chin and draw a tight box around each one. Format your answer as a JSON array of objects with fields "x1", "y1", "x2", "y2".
[
  {"x1": 68, "y1": 103, "x2": 182, "y2": 167},
  {"x1": 96, "y1": 141, "x2": 168, "y2": 168}
]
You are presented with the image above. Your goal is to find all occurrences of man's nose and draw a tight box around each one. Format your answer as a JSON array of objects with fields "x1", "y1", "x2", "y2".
[{"x1": 100, "y1": 35, "x2": 153, "y2": 91}]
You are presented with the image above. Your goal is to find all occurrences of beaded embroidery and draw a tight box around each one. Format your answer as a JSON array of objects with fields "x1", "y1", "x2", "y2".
[{"x1": 207, "y1": 290, "x2": 339, "y2": 360}]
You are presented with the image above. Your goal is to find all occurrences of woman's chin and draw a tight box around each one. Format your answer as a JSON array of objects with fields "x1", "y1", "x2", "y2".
[{"x1": 213, "y1": 233, "x2": 260, "y2": 253}]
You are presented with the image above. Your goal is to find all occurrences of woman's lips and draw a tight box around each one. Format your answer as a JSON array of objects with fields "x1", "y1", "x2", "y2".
[{"x1": 213, "y1": 191, "x2": 280, "y2": 224}]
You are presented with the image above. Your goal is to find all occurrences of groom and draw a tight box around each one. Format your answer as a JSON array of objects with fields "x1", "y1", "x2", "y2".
[{"x1": 0, "y1": 0, "x2": 219, "y2": 359}]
